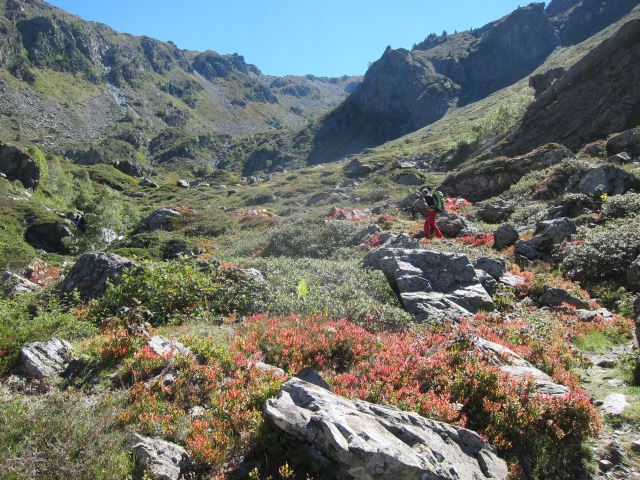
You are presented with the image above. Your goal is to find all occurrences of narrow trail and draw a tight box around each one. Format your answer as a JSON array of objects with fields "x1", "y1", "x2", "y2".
[{"x1": 582, "y1": 341, "x2": 640, "y2": 478}]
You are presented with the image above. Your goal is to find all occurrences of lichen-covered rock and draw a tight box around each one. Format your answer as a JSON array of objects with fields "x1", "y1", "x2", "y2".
[
  {"x1": 397, "y1": 191, "x2": 429, "y2": 216},
  {"x1": 436, "y1": 212, "x2": 470, "y2": 238},
  {"x1": 472, "y1": 337, "x2": 570, "y2": 397},
  {"x1": 473, "y1": 256, "x2": 508, "y2": 280},
  {"x1": 538, "y1": 286, "x2": 590, "y2": 309},
  {"x1": 574, "y1": 164, "x2": 639, "y2": 196},
  {"x1": 18, "y1": 337, "x2": 75, "y2": 379},
  {"x1": 59, "y1": 252, "x2": 135, "y2": 300},
  {"x1": 516, "y1": 217, "x2": 576, "y2": 260},
  {"x1": 365, "y1": 248, "x2": 494, "y2": 321},
  {"x1": 0, "y1": 142, "x2": 40, "y2": 189},
  {"x1": 0, "y1": 271, "x2": 40, "y2": 298},
  {"x1": 493, "y1": 223, "x2": 519, "y2": 250},
  {"x1": 265, "y1": 377, "x2": 509, "y2": 480},
  {"x1": 129, "y1": 433, "x2": 191, "y2": 480},
  {"x1": 477, "y1": 200, "x2": 516, "y2": 224},
  {"x1": 139, "y1": 208, "x2": 182, "y2": 232},
  {"x1": 147, "y1": 336, "x2": 193, "y2": 358},
  {"x1": 607, "y1": 127, "x2": 640, "y2": 159},
  {"x1": 344, "y1": 158, "x2": 374, "y2": 179}
]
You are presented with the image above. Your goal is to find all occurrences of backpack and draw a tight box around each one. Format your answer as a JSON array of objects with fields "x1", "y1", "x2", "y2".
[{"x1": 433, "y1": 191, "x2": 445, "y2": 212}]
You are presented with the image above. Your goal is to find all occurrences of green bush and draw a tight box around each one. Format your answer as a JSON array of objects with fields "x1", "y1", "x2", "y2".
[
  {"x1": 239, "y1": 257, "x2": 412, "y2": 331},
  {"x1": 0, "y1": 294, "x2": 96, "y2": 375},
  {"x1": 602, "y1": 192, "x2": 640, "y2": 220},
  {"x1": 171, "y1": 210, "x2": 238, "y2": 238},
  {"x1": 561, "y1": 218, "x2": 640, "y2": 283},
  {"x1": 0, "y1": 390, "x2": 132, "y2": 480},
  {"x1": 263, "y1": 216, "x2": 364, "y2": 258},
  {"x1": 92, "y1": 259, "x2": 267, "y2": 325}
]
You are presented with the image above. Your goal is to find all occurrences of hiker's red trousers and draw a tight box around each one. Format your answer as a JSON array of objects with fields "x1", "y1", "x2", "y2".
[{"x1": 424, "y1": 211, "x2": 443, "y2": 239}]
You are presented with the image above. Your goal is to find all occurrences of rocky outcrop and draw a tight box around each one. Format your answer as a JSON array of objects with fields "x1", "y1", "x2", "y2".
[
  {"x1": 440, "y1": 144, "x2": 573, "y2": 202},
  {"x1": 473, "y1": 256, "x2": 508, "y2": 280},
  {"x1": 516, "y1": 217, "x2": 576, "y2": 261},
  {"x1": 18, "y1": 337, "x2": 75, "y2": 379},
  {"x1": 59, "y1": 252, "x2": 135, "y2": 300},
  {"x1": 436, "y1": 212, "x2": 470, "y2": 238},
  {"x1": 607, "y1": 128, "x2": 640, "y2": 159},
  {"x1": 472, "y1": 337, "x2": 570, "y2": 397},
  {"x1": 538, "y1": 286, "x2": 590, "y2": 309},
  {"x1": 477, "y1": 200, "x2": 515, "y2": 224},
  {"x1": 344, "y1": 158, "x2": 374, "y2": 178},
  {"x1": 147, "y1": 336, "x2": 193, "y2": 358},
  {"x1": 365, "y1": 248, "x2": 494, "y2": 321},
  {"x1": 24, "y1": 222, "x2": 74, "y2": 254},
  {"x1": 0, "y1": 142, "x2": 40, "y2": 189},
  {"x1": 139, "y1": 208, "x2": 182, "y2": 232},
  {"x1": 397, "y1": 191, "x2": 429, "y2": 216},
  {"x1": 503, "y1": 18, "x2": 640, "y2": 155},
  {"x1": 0, "y1": 271, "x2": 40, "y2": 298},
  {"x1": 307, "y1": 4, "x2": 559, "y2": 164},
  {"x1": 493, "y1": 224, "x2": 519, "y2": 250},
  {"x1": 265, "y1": 377, "x2": 509, "y2": 480},
  {"x1": 130, "y1": 433, "x2": 191, "y2": 480},
  {"x1": 572, "y1": 164, "x2": 640, "y2": 196}
]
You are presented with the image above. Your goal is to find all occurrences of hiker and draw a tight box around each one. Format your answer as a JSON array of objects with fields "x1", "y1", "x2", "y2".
[{"x1": 421, "y1": 188, "x2": 444, "y2": 239}]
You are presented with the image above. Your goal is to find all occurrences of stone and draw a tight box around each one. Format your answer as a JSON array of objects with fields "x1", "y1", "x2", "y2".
[
  {"x1": 436, "y1": 212, "x2": 469, "y2": 238},
  {"x1": 344, "y1": 158, "x2": 374, "y2": 179},
  {"x1": 365, "y1": 248, "x2": 494, "y2": 321},
  {"x1": 0, "y1": 142, "x2": 40, "y2": 189},
  {"x1": 579, "y1": 141, "x2": 607, "y2": 159},
  {"x1": 140, "y1": 208, "x2": 182, "y2": 232},
  {"x1": 59, "y1": 252, "x2": 135, "y2": 300},
  {"x1": 294, "y1": 367, "x2": 331, "y2": 391},
  {"x1": 516, "y1": 217, "x2": 576, "y2": 260},
  {"x1": 265, "y1": 378, "x2": 508, "y2": 480},
  {"x1": 477, "y1": 201, "x2": 516, "y2": 224},
  {"x1": 379, "y1": 234, "x2": 421, "y2": 250},
  {"x1": 18, "y1": 337, "x2": 75, "y2": 379},
  {"x1": 237, "y1": 267, "x2": 266, "y2": 283},
  {"x1": 0, "y1": 271, "x2": 40, "y2": 298},
  {"x1": 607, "y1": 128, "x2": 640, "y2": 159},
  {"x1": 176, "y1": 179, "x2": 189, "y2": 188},
  {"x1": 147, "y1": 336, "x2": 192, "y2": 358},
  {"x1": 255, "y1": 361, "x2": 285, "y2": 376},
  {"x1": 498, "y1": 272, "x2": 525, "y2": 288},
  {"x1": 24, "y1": 222, "x2": 74, "y2": 254},
  {"x1": 631, "y1": 438, "x2": 640, "y2": 454},
  {"x1": 476, "y1": 269, "x2": 497, "y2": 296},
  {"x1": 628, "y1": 256, "x2": 640, "y2": 292},
  {"x1": 395, "y1": 171, "x2": 423, "y2": 185},
  {"x1": 606, "y1": 152, "x2": 633, "y2": 164},
  {"x1": 538, "y1": 286, "x2": 589, "y2": 309},
  {"x1": 130, "y1": 433, "x2": 191, "y2": 480},
  {"x1": 493, "y1": 223, "x2": 519, "y2": 250},
  {"x1": 575, "y1": 164, "x2": 639, "y2": 196},
  {"x1": 397, "y1": 191, "x2": 429, "y2": 216},
  {"x1": 575, "y1": 309, "x2": 599, "y2": 322},
  {"x1": 472, "y1": 337, "x2": 570, "y2": 397},
  {"x1": 139, "y1": 177, "x2": 159, "y2": 188},
  {"x1": 600, "y1": 393, "x2": 629, "y2": 416},
  {"x1": 473, "y1": 256, "x2": 508, "y2": 280}
]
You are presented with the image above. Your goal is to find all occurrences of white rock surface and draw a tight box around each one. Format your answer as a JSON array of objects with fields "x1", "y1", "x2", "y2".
[
  {"x1": 18, "y1": 337, "x2": 75, "y2": 379},
  {"x1": 130, "y1": 433, "x2": 190, "y2": 480},
  {"x1": 265, "y1": 377, "x2": 509, "y2": 480}
]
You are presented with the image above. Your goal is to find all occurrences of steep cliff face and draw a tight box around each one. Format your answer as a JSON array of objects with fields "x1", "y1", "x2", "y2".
[
  {"x1": 306, "y1": 3, "x2": 559, "y2": 164},
  {"x1": 502, "y1": 18, "x2": 640, "y2": 154},
  {"x1": 548, "y1": 0, "x2": 640, "y2": 45}
]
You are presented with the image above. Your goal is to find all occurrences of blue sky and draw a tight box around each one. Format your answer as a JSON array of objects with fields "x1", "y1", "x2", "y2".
[{"x1": 47, "y1": 0, "x2": 526, "y2": 77}]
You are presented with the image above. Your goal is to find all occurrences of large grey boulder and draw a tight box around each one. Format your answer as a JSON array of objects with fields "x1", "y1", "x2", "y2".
[
  {"x1": 130, "y1": 433, "x2": 191, "y2": 480},
  {"x1": 344, "y1": 158, "x2": 374, "y2": 179},
  {"x1": 397, "y1": 191, "x2": 429, "y2": 216},
  {"x1": 473, "y1": 257, "x2": 507, "y2": 280},
  {"x1": 477, "y1": 200, "x2": 515, "y2": 224},
  {"x1": 493, "y1": 224, "x2": 519, "y2": 250},
  {"x1": 575, "y1": 164, "x2": 639, "y2": 196},
  {"x1": 472, "y1": 337, "x2": 570, "y2": 397},
  {"x1": 0, "y1": 142, "x2": 40, "y2": 189},
  {"x1": 436, "y1": 212, "x2": 470, "y2": 238},
  {"x1": 538, "y1": 286, "x2": 589, "y2": 309},
  {"x1": 365, "y1": 248, "x2": 494, "y2": 321},
  {"x1": 515, "y1": 217, "x2": 576, "y2": 260},
  {"x1": 18, "y1": 337, "x2": 75, "y2": 379},
  {"x1": 140, "y1": 208, "x2": 182, "y2": 231},
  {"x1": 59, "y1": 252, "x2": 135, "y2": 300},
  {"x1": 1, "y1": 271, "x2": 40, "y2": 298},
  {"x1": 24, "y1": 222, "x2": 74, "y2": 254},
  {"x1": 265, "y1": 377, "x2": 508, "y2": 480},
  {"x1": 607, "y1": 128, "x2": 640, "y2": 159}
]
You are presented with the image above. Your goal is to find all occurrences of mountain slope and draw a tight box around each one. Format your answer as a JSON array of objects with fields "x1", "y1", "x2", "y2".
[{"x1": 0, "y1": 0, "x2": 358, "y2": 170}]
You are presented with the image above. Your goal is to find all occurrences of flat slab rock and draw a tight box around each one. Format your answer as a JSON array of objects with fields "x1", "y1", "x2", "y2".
[
  {"x1": 129, "y1": 433, "x2": 191, "y2": 480},
  {"x1": 599, "y1": 393, "x2": 629, "y2": 417},
  {"x1": 18, "y1": 337, "x2": 75, "y2": 379},
  {"x1": 364, "y1": 248, "x2": 494, "y2": 321},
  {"x1": 265, "y1": 377, "x2": 508, "y2": 480},
  {"x1": 473, "y1": 337, "x2": 570, "y2": 397}
]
